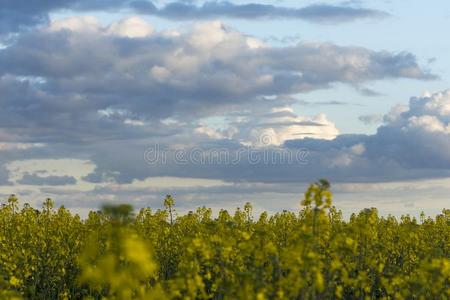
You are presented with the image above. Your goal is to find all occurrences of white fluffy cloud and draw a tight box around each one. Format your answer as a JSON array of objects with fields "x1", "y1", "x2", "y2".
[
  {"x1": 49, "y1": 16, "x2": 101, "y2": 32},
  {"x1": 381, "y1": 90, "x2": 450, "y2": 138},
  {"x1": 288, "y1": 89, "x2": 450, "y2": 179},
  {"x1": 106, "y1": 16, "x2": 154, "y2": 38},
  {"x1": 49, "y1": 15, "x2": 155, "y2": 37},
  {"x1": 193, "y1": 105, "x2": 339, "y2": 146},
  {"x1": 230, "y1": 106, "x2": 339, "y2": 146}
]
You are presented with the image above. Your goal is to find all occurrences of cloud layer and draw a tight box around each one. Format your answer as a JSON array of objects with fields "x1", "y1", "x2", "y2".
[
  {"x1": 0, "y1": 17, "x2": 433, "y2": 145},
  {"x1": 287, "y1": 90, "x2": 450, "y2": 181},
  {"x1": 130, "y1": 1, "x2": 388, "y2": 23},
  {"x1": 0, "y1": 1, "x2": 387, "y2": 36},
  {"x1": 17, "y1": 173, "x2": 77, "y2": 186},
  {"x1": 0, "y1": 16, "x2": 448, "y2": 216},
  {"x1": 83, "y1": 90, "x2": 450, "y2": 184}
]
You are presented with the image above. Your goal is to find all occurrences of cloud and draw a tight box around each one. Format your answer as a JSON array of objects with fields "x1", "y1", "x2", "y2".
[
  {"x1": 0, "y1": 9, "x2": 48, "y2": 36},
  {"x1": 82, "y1": 90, "x2": 450, "y2": 185},
  {"x1": 0, "y1": 17, "x2": 440, "y2": 190},
  {"x1": 106, "y1": 16, "x2": 155, "y2": 38},
  {"x1": 359, "y1": 114, "x2": 383, "y2": 125},
  {"x1": 0, "y1": 0, "x2": 124, "y2": 36},
  {"x1": 0, "y1": 17, "x2": 434, "y2": 145},
  {"x1": 131, "y1": 2, "x2": 388, "y2": 23},
  {"x1": 357, "y1": 87, "x2": 383, "y2": 97},
  {"x1": 227, "y1": 105, "x2": 340, "y2": 146},
  {"x1": 17, "y1": 173, "x2": 77, "y2": 186},
  {"x1": 366, "y1": 90, "x2": 450, "y2": 169},
  {"x1": 0, "y1": 1, "x2": 388, "y2": 36},
  {"x1": 34, "y1": 175, "x2": 450, "y2": 218},
  {"x1": 192, "y1": 100, "x2": 341, "y2": 146},
  {"x1": 0, "y1": 17, "x2": 446, "y2": 191},
  {"x1": 288, "y1": 89, "x2": 450, "y2": 180},
  {"x1": 0, "y1": 143, "x2": 45, "y2": 151},
  {"x1": 195, "y1": 104, "x2": 339, "y2": 147},
  {"x1": 0, "y1": 165, "x2": 12, "y2": 186},
  {"x1": 298, "y1": 100, "x2": 363, "y2": 106},
  {"x1": 2, "y1": 87, "x2": 449, "y2": 216}
]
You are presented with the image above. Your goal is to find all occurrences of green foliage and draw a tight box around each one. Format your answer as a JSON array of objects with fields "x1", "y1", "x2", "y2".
[{"x1": 0, "y1": 182, "x2": 448, "y2": 299}]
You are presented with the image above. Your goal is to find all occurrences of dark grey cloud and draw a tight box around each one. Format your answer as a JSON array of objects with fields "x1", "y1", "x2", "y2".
[
  {"x1": 298, "y1": 100, "x2": 363, "y2": 106},
  {"x1": 131, "y1": 1, "x2": 388, "y2": 23},
  {"x1": 0, "y1": 10, "x2": 48, "y2": 36},
  {"x1": 0, "y1": 145, "x2": 67, "y2": 186},
  {"x1": 0, "y1": 0, "x2": 388, "y2": 36},
  {"x1": 0, "y1": 0, "x2": 130, "y2": 35},
  {"x1": 80, "y1": 136, "x2": 450, "y2": 186},
  {"x1": 0, "y1": 164, "x2": 12, "y2": 185},
  {"x1": 357, "y1": 87, "x2": 383, "y2": 97},
  {"x1": 17, "y1": 173, "x2": 77, "y2": 186},
  {"x1": 359, "y1": 114, "x2": 383, "y2": 125}
]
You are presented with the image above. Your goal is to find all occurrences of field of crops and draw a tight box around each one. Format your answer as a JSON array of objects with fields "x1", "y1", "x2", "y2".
[{"x1": 0, "y1": 180, "x2": 449, "y2": 299}]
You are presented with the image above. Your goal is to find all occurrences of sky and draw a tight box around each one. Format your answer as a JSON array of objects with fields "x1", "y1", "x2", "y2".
[{"x1": 0, "y1": 0, "x2": 449, "y2": 217}]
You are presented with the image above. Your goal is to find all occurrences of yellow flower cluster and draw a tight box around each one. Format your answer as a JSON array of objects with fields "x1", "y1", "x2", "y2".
[{"x1": 0, "y1": 182, "x2": 448, "y2": 299}]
